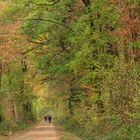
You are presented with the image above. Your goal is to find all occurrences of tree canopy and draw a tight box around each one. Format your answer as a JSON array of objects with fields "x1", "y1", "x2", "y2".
[{"x1": 0, "y1": 0, "x2": 140, "y2": 139}]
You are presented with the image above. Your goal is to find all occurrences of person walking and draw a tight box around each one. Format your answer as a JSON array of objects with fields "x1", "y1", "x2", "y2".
[
  {"x1": 44, "y1": 115, "x2": 47, "y2": 122},
  {"x1": 48, "y1": 115, "x2": 52, "y2": 124}
]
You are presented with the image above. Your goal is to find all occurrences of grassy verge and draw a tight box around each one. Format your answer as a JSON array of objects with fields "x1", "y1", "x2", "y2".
[
  {"x1": 55, "y1": 118, "x2": 95, "y2": 140},
  {"x1": 60, "y1": 130, "x2": 82, "y2": 140},
  {"x1": 56, "y1": 118, "x2": 140, "y2": 140}
]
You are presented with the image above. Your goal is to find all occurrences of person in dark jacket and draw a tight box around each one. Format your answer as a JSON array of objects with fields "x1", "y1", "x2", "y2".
[
  {"x1": 48, "y1": 115, "x2": 52, "y2": 124},
  {"x1": 44, "y1": 115, "x2": 47, "y2": 122}
]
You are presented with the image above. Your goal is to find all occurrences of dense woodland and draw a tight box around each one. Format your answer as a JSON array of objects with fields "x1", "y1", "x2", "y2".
[{"x1": 0, "y1": 0, "x2": 140, "y2": 139}]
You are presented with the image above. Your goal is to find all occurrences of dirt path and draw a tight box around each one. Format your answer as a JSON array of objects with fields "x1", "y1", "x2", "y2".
[{"x1": 8, "y1": 123, "x2": 61, "y2": 140}]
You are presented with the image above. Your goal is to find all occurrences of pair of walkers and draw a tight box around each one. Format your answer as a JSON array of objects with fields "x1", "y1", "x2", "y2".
[{"x1": 44, "y1": 115, "x2": 52, "y2": 124}]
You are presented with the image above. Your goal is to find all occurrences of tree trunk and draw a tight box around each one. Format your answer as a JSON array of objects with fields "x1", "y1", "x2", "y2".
[
  {"x1": 20, "y1": 54, "x2": 27, "y2": 94},
  {"x1": 0, "y1": 60, "x2": 3, "y2": 122},
  {"x1": 0, "y1": 60, "x2": 2, "y2": 89},
  {"x1": 11, "y1": 96, "x2": 18, "y2": 121},
  {"x1": 8, "y1": 74, "x2": 18, "y2": 121},
  {"x1": 96, "y1": 92, "x2": 105, "y2": 114},
  {"x1": 82, "y1": 0, "x2": 91, "y2": 7}
]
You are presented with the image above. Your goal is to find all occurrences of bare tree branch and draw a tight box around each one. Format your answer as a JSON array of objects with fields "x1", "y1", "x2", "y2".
[
  {"x1": 34, "y1": 0, "x2": 61, "y2": 6},
  {"x1": 23, "y1": 18, "x2": 73, "y2": 31},
  {"x1": 40, "y1": 76, "x2": 71, "y2": 85},
  {"x1": 82, "y1": 0, "x2": 91, "y2": 7}
]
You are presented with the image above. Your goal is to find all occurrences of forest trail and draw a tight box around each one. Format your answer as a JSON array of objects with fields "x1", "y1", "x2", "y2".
[{"x1": 8, "y1": 123, "x2": 61, "y2": 140}]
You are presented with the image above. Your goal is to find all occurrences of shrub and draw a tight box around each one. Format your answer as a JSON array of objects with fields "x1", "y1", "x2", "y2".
[{"x1": 0, "y1": 121, "x2": 13, "y2": 135}]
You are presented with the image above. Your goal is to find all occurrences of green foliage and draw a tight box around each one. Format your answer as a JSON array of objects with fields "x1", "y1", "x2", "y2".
[
  {"x1": 0, "y1": 121, "x2": 12, "y2": 134},
  {"x1": 1, "y1": 0, "x2": 140, "y2": 139},
  {"x1": 132, "y1": 41, "x2": 140, "y2": 48},
  {"x1": 16, "y1": 120, "x2": 33, "y2": 130}
]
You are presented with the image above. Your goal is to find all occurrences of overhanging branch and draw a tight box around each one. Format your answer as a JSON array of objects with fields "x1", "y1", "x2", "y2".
[
  {"x1": 34, "y1": 0, "x2": 61, "y2": 6},
  {"x1": 23, "y1": 18, "x2": 73, "y2": 31}
]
